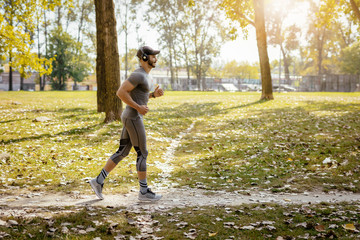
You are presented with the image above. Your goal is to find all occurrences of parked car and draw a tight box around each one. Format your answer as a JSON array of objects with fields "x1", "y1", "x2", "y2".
[{"x1": 273, "y1": 84, "x2": 297, "y2": 92}]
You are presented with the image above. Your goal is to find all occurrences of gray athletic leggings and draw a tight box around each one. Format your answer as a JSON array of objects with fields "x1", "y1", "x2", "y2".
[{"x1": 110, "y1": 116, "x2": 148, "y2": 171}]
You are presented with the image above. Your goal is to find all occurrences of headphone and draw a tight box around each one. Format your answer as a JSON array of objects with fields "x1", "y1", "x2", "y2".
[{"x1": 140, "y1": 47, "x2": 148, "y2": 62}]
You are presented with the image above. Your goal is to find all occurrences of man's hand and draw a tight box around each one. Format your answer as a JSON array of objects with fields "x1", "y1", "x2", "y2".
[
  {"x1": 154, "y1": 85, "x2": 164, "y2": 98},
  {"x1": 137, "y1": 105, "x2": 149, "y2": 115}
]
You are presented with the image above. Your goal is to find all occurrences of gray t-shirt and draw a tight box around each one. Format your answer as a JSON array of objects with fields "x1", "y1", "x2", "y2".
[{"x1": 122, "y1": 67, "x2": 152, "y2": 119}]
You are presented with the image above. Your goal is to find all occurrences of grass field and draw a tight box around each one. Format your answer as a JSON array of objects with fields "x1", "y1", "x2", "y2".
[
  {"x1": 1, "y1": 91, "x2": 359, "y2": 195},
  {"x1": 1, "y1": 203, "x2": 359, "y2": 239},
  {"x1": 1, "y1": 91, "x2": 360, "y2": 239}
]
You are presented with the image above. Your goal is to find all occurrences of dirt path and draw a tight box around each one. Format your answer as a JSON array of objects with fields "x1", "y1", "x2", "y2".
[
  {"x1": 153, "y1": 121, "x2": 195, "y2": 189},
  {"x1": 1, "y1": 188, "x2": 360, "y2": 212}
]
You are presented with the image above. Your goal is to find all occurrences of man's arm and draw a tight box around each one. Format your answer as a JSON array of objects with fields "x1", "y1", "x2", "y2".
[{"x1": 117, "y1": 80, "x2": 148, "y2": 115}]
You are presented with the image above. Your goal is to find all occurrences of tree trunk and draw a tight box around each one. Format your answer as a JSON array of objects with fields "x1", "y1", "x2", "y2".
[
  {"x1": 350, "y1": 0, "x2": 360, "y2": 22},
  {"x1": 168, "y1": 43, "x2": 175, "y2": 88},
  {"x1": 124, "y1": 3, "x2": 128, "y2": 79},
  {"x1": 41, "y1": 10, "x2": 48, "y2": 91},
  {"x1": 253, "y1": 0, "x2": 273, "y2": 100},
  {"x1": 40, "y1": 76, "x2": 45, "y2": 91},
  {"x1": 125, "y1": 28, "x2": 128, "y2": 79},
  {"x1": 95, "y1": 0, "x2": 122, "y2": 122},
  {"x1": 20, "y1": 76, "x2": 24, "y2": 90},
  {"x1": 281, "y1": 45, "x2": 291, "y2": 84},
  {"x1": 9, "y1": 55, "x2": 13, "y2": 91},
  {"x1": 57, "y1": 6, "x2": 62, "y2": 28}
]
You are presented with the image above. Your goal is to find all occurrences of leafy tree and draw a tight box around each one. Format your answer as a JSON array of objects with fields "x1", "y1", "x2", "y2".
[
  {"x1": 68, "y1": 0, "x2": 95, "y2": 90},
  {"x1": 266, "y1": 0, "x2": 301, "y2": 84},
  {"x1": 319, "y1": 0, "x2": 360, "y2": 25},
  {"x1": 187, "y1": 0, "x2": 230, "y2": 90},
  {"x1": 303, "y1": 0, "x2": 343, "y2": 76},
  {"x1": 115, "y1": 0, "x2": 137, "y2": 79},
  {"x1": 221, "y1": 0, "x2": 273, "y2": 100},
  {"x1": 223, "y1": 60, "x2": 258, "y2": 80},
  {"x1": 120, "y1": 48, "x2": 138, "y2": 74},
  {"x1": 146, "y1": 0, "x2": 229, "y2": 90},
  {"x1": 341, "y1": 40, "x2": 360, "y2": 74},
  {"x1": 0, "y1": 0, "x2": 53, "y2": 91},
  {"x1": 145, "y1": 0, "x2": 186, "y2": 88},
  {"x1": 47, "y1": 27, "x2": 90, "y2": 90}
]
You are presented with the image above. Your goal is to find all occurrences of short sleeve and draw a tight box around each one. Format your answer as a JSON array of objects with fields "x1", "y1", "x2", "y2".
[{"x1": 127, "y1": 72, "x2": 145, "y2": 87}]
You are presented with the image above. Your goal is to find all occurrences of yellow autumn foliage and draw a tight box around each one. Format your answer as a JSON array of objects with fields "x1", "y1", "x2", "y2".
[{"x1": 0, "y1": 0, "x2": 72, "y2": 78}]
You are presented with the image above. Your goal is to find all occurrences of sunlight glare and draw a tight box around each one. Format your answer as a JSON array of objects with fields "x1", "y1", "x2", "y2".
[{"x1": 266, "y1": 0, "x2": 310, "y2": 29}]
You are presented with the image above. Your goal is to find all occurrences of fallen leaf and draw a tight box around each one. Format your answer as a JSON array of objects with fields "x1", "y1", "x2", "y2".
[
  {"x1": 315, "y1": 224, "x2": 326, "y2": 232},
  {"x1": 240, "y1": 225, "x2": 255, "y2": 230},
  {"x1": 175, "y1": 222, "x2": 188, "y2": 229},
  {"x1": 208, "y1": 232, "x2": 218, "y2": 237},
  {"x1": 8, "y1": 220, "x2": 18, "y2": 226},
  {"x1": 224, "y1": 222, "x2": 235, "y2": 228},
  {"x1": 343, "y1": 223, "x2": 356, "y2": 231}
]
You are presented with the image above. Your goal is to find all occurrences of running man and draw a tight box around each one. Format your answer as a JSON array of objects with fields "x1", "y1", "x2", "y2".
[{"x1": 90, "y1": 46, "x2": 164, "y2": 201}]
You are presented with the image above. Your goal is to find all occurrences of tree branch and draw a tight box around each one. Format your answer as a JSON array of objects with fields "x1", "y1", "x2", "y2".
[
  {"x1": 350, "y1": 0, "x2": 360, "y2": 22},
  {"x1": 235, "y1": 8, "x2": 255, "y2": 27}
]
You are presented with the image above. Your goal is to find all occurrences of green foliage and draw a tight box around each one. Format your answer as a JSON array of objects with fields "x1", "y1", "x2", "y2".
[
  {"x1": 47, "y1": 27, "x2": 91, "y2": 90},
  {"x1": 341, "y1": 40, "x2": 360, "y2": 74},
  {"x1": 302, "y1": 1, "x2": 345, "y2": 75},
  {"x1": 146, "y1": 0, "x2": 231, "y2": 86},
  {"x1": 120, "y1": 48, "x2": 138, "y2": 73},
  {"x1": 222, "y1": 60, "x2": 259, "y2": 79}
]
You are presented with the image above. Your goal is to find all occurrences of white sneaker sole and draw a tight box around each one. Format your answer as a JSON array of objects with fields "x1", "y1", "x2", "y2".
[
  {"x1": 90, "y1": 181, "x2": 104, "y2": 200},
  {"x1": 138, "y1": 195, "x2": 162, "y2": 202}
]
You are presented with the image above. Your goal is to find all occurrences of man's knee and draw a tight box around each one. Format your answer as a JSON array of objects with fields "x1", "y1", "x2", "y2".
[{"x1": 134, "y1": 146, "x2": 148, "y2": 171}]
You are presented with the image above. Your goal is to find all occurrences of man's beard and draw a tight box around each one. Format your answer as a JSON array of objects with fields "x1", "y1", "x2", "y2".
[{"x1": 148, "y1": 59, "x2": 156, "y2": 68}]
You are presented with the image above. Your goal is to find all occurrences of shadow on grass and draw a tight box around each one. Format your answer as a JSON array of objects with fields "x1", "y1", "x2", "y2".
[
  {"x1": 221, "y1": 99, "x2": 266, "y2": 112},
  {"x1": 150, "y1": 102, "x2": 221, "y2": 120},
  {"x1": 170, "y1": 101, "x2": 360, "y2": 192},
  {"x1": 148, "y1": 100, "x2": 266, "y2": 121},
  {"x1": 1, "y1": 123, "x2": 105, "y2": 145},
  {"x1": 0, "y1": 118, "x2": 28, "y2": 124}
]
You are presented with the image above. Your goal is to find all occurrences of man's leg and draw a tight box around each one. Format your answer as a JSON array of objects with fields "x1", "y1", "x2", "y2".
[
  {"x1": 90, "y1": 125, "x2": 132, "y2": 199},
  {"x1": 126, "y1": 116, "x2": 161, "y2": 201}
]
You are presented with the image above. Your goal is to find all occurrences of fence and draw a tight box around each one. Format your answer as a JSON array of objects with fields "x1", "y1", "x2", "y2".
[{"x1": 300, "y1": 75, "x2": 360, "y2": 92}]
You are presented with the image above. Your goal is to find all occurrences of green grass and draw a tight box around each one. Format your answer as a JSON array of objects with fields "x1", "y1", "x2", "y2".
[
  {"x1": 0, "y1": 206, "x2": 139, "y2": 239},
  {"x1": 1, "y1": 91, "x2": 360, "y2": 239},
  {"x1": 152, "y1": 202, "x2": 360, "y2": 240},
  {"x1": 0, "y1": 203, "x2": 359, "y2": 239},
  {"x1": 0, "y1": 91, "x2": 360, "y2": 194}
]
